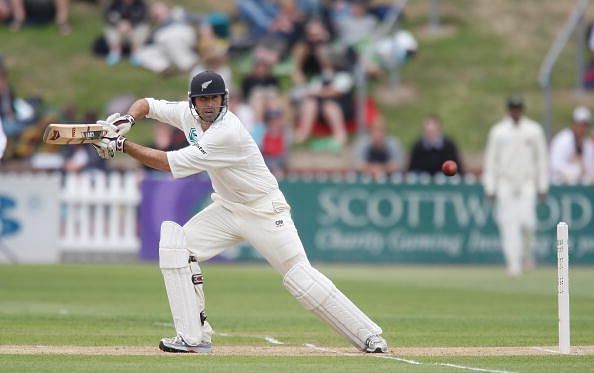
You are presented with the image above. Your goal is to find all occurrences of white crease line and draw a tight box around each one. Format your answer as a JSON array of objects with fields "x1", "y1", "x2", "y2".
[
  {"x1": 157, "y1": 326, "x2": 515, "y2": 372},
  {"x1": 214, "y1": 331, "x2": 285, "y2": 345},
  {"x1": 437, "y1": 363, "x2": 515, "y2": 373},
  {"x1": 373, "y1": 354, "x2": 423, "y2": 365},
  {"x1": 213, "y1": 332, "x2": 233, "y2": 337},
  {"x1": 304, "y1": 343, "x2": 422, "y2": 365},
  {"x1": 153, "y1": 322, "x2": 173, "y2": 328},
  {"x1": 531, "y1": 346, "x2": 582, "y2": 355},
  {"x1": 264, "y1": 337, "x2": 284, "y2": 345},
  {"x1": 531, "y1": 346, "x2": 563, "y2": 354},
  {"x1": 305, "y1": 343, "x2": 514, "y2": 372}
]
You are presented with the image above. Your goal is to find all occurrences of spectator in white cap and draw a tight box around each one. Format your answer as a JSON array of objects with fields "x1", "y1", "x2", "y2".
[{"x1": 550, "y1": 106, "x2": 592, "y2": 184}]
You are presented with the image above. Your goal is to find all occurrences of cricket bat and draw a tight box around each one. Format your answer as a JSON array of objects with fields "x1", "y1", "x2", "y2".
[{"x1": 43, "y1": 123, "x2": 107, "y2": 145}]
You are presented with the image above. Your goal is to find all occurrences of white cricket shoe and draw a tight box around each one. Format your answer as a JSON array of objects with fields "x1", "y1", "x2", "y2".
[
  {"x1": 364, "y1": 335, "x2": 388, "y2": 353},
  {"x1": 158, "y1": 335, "x2": 212, "y2": 353}
]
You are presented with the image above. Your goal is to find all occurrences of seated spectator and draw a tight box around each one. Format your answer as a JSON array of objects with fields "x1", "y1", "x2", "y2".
[
  {"x1": 242, "y1": 56, "x2": 280, "y2": 128},
  {"x1": 189, "y1": 24, "x2": 231, "y2": 85},
  {"x1": 334, "y1": 0, "x2": 377, "y2": 48},
  {"x1": 291, "y1": 18, "x2": 331, "y2": 87},
  {"x1": 353, "y1": 118, "x2": 403, "y2": 179},
  {"x1": 0, "y1": 0, "x2": 14, "y2": 25},
  {"x1": 235, "y1": 0, "x2": 314, "y2": 44},
  {"x1": 0, "y1": 69, "x2": 35, "y2": 138},
  {"x1": 550, "y1": 106, "x2": 591, "y2": 184},
  {"x1": 261, "y1": 108, "x2": 289, "y2": 176},
  {"x1": 15, "y1": 108, "x2": 63, "y2": 169},
  {"x1": 9, "y1": 0, "x2": 70, "y2": 34},
  {"x1": 103, "y1": 0, "x2": 150, "y2": 65},
  {"x1": 228, "y1": 90, "x2": 258, "y2": 142},
  {"x1": 294, "y1": 67, "x2": 354, "y2": 150},
  {"x1": 408, "y1": 114, "x2": 464, "y2": 176},
  {"x1": 136, "y1": 3, "x2": 200, "y2": 75},
  {"x1": 14, "y1": 103, "x2": 74, "y2": 160}
]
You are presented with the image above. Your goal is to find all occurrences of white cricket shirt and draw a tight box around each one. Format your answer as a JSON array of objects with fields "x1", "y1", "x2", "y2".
[
  {"x1": 146, "y1": 98, "x2": 279, "y2": 204},
  {"x1": 549, "y1": 128, "x2": 589, "y2": 183},
  {"x1": 483, "y1": 115, "x2": 548, "y2": 196}
]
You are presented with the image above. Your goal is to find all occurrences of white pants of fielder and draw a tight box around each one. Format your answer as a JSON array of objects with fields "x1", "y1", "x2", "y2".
[
  {"x1": 495, "y1": 192, "x2": 537, "y2": 276},
  {"x1": 159, "y1": 189, "x2": 383, "y2": 350}
]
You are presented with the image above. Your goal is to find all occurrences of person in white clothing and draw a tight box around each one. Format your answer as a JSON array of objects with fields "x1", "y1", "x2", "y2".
[
  {"x1": 0, "y1": 116, "x2": 6, "y2": 160},
  {"x1": 91, "y1": 70, "x2": 388, "y2": 354},
  {"x1": 483, "y1": 96, "x2": 549, "y2": 277},
  {"x1": 549, "y1": 106, "x2": 592, "y2": 184}
]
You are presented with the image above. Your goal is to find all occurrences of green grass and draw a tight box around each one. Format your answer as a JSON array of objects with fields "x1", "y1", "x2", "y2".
[
  {"x1": 0, "y1": 1, "x2": 588, "y2": 155},
  {"x1": 0, "y1": 264, "x2": 593, "y2": 371}
]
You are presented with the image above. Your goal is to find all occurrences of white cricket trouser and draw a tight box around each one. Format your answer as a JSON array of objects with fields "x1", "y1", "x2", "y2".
[
  {"x1": 183, "y1": 189, "x2": 308, "y2": 275},
  {"x1": 495, "y1": 192, "x2": 537, "y2": 276}
]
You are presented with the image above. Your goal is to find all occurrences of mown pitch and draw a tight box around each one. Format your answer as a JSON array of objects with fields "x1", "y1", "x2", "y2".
[{"x1": 1, "y1": 264, "x2": 593, "y2": 372}]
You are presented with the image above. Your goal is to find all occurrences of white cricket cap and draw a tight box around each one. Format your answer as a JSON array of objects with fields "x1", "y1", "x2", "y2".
[{"x1": 572, "y1": 106, "x2": 591, "y2": 123}]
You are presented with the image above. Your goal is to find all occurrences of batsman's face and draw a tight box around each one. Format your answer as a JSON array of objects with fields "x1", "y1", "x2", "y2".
[{"x1": 194, "y1": 95, "x2": 223, "y2": 122}]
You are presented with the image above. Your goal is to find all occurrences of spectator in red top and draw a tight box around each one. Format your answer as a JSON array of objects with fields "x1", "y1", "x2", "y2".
[{"x1": 261, "y1": 108, "x2": 288, "y2": 176}]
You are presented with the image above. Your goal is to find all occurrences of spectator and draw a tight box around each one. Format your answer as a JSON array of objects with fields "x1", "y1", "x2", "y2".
[
  {"x1": 136, "y1": 3, "x2": 200, "y2": 75},
  {"x1": 0, "y1": 0, "x2": 14, "y2": 25},
  {"x1": 483, "y1": 96, "x2": 548, "y2": 277},
  {"x1": 241, "y1": 56, "x2": 280, "y2": 130},
  {"x1": 9, "y1": 0, "x2": 71, "y2": 34},
  {"x1": 261, "y1": 107, "x2": 289, "y2": 176},
  {"x1": 189, "y1": 23, "x2": 231, "y2": 86},
  {"x1": 17, "y1": 108, "x2": 63, "y2": 169},
  {"x1": 585, "y1": 127, "x2": 594, "y2": 181},
  {"x1": 353, "y1": 118, "x2": 403, "y2": 179},
  {"x1": 293, "y1": 67, "x2": 353, "y2": 150},
  {"x1": 0, "y1": 69, "x2": 35, "y2": 138},
  {"x1": 103, "y1": 0, "x2": 150, "y2": 65},
  {"x1": 228, "y1": 90, "x2": 259, "y2": 143},
  {"x1": 550, "y1": 106, "x2": 592, "y2": 184},
  {"x1": 408, "y1": 114, "x2": 464, "y2": 176},
  {"x1": 334, "y1": 0, "x2": 377, "y2": 48},
  {"x1": 0, "y1": 116, "x2": 6, "y2": 161},
  {"x1": 235, "y1": 0, "x2": 315, "y2": 43},
  {"x1": 291, "y1": 18, "x2": 331, "y2": 87}
]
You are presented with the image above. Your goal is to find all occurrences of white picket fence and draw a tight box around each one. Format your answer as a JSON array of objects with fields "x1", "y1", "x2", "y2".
[{"x1": 59, "y1": 171, "x2": 141, "y2": 255}]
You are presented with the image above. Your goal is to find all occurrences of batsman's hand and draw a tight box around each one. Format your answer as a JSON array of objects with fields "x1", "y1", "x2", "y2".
[
  {"x1": 98, "y1": 112, "x2": 135, "y2": 136},
  {"x1": 92, "y1": 135, "x2": 127, "y2": 159}
]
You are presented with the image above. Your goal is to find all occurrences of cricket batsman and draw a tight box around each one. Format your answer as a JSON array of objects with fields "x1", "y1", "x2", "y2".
[{"x1": 92, "y1": 70, "x2": 388, "y2": 353}]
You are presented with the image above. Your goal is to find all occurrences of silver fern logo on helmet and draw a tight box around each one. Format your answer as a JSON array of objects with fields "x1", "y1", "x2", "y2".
[{"x1": 201, "y1": 80, "x2": 213, "y2": 91}]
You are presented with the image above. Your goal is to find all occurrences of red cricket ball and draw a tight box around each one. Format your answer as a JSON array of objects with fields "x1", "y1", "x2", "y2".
[{"x1": 441, "y1": 160, "x2": 458, "y2": 176}]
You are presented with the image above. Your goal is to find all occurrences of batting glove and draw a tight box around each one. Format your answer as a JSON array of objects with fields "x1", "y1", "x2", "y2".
[
  {"x1": 92, "y1": 135, "x2": 127, "y2": 159},
  {"x1": 97, "y1": 112, "x2": 135, "y2": 136}
]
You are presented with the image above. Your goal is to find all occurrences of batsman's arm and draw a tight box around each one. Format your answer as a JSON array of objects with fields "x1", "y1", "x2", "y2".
[
  {"x1": 124, "y1": 140, "x2": 171, "y2": 172},
  {"x1": 126, "y1": 99, "x2": 150, "y2": 121}
]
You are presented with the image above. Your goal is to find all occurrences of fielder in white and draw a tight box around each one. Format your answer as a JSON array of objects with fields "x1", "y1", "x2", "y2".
[
  {"x1": 92, "y1": 70, "x2": 388, "y2": 353},
  {"x1": 483, "y1": 96, "x2": 549, "y2": 277}
]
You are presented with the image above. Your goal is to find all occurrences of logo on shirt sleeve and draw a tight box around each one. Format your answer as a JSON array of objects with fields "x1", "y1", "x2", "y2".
[{"x1": 193, "y1": 142, "x2": 207, "y2": 156}]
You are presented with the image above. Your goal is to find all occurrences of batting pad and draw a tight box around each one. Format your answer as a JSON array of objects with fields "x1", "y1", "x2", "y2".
[
  {"x1": 189, "y1": 261, "x2": 212, "y2": 344},
  {"x1": 283, "y1": 262, "x2": 382, "y2": 350},
  {"x1": 159, "y1": 221, "x2": 202, "y2": 346}
]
